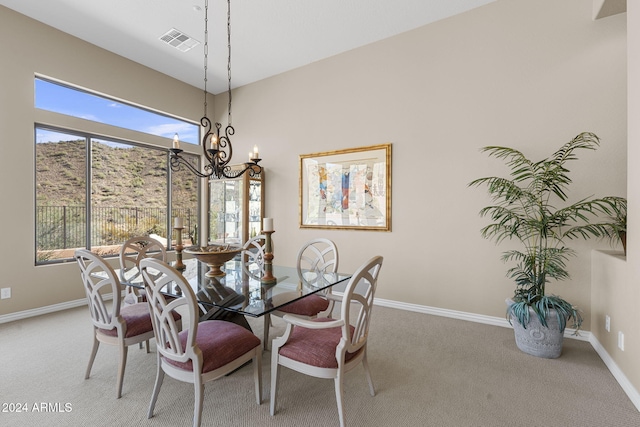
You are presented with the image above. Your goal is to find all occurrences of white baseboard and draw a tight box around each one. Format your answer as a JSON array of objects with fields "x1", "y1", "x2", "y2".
[
  {"x1": 373, "y1": 297, "x2": 590, "y2": 341},
  {"x1": 590, "y1": 334, "x2": 640, "y2": 411},
  {"x1": 2, "y1": 294, "x2": 638, "y2": 411},
  {"x1": 375, "y1": 297, "x2": 511, "y2": 327},
  {"x1": 0, "y1": 294, "x2": 113, "y2": 325},
  {"x1": 0, "y1": 299, "x2": 86, "y2": 324}
]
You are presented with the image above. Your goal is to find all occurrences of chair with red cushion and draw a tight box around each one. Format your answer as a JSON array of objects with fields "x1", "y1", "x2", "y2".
[
  {"x1": 263, "y1": 238, "x2": 339, "y2": 349},
  {"x1": 270, "y1": 255, "x2": 383, "y2": 427},
  {"x1": 118, "y1": 235, "x2": 168, "y2": 351},
  {"x1": 74, "y1": 249, "x2": 157, "y2": 399},
  {"x1": 140, "y1": 258, "x2": 262, "y2": 427}
]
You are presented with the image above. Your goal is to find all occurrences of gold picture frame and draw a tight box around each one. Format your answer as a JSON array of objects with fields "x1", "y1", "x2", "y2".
[{"x1": 299, "y1": 143, "x2": 391, "y2": 231}]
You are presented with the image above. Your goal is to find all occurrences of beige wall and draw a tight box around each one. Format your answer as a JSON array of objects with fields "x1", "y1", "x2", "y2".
[
  {"x1": 220, "y1": 0, "x2": 626, "y2": 326},
  {"x1": 591, "y1": 0, "x2": 640, "y2": 401},
  {"x1": 624, "y1": 0, "x2": 640, "y2": 398},
  {"x1": 626, "y1": 0, "x2": 640, "y2": 396},
  {"x1": 0, "y1": 0, "x2": 635, "y2": 395}
]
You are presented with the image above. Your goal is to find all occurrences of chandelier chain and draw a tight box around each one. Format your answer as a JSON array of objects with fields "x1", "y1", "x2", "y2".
[
  {"x1": 169, "y1": 0, "x2": 262, "y2": 180},
  {"x1": 227, "y1": 0, "x2": 232, "y2": 125},
  {"x1": 203, "y1": 0, "x2": 209, "y2": 118}
]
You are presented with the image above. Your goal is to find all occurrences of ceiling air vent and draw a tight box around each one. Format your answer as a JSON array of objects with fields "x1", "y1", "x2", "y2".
[{"x1": 159, "y1": 28, "x2": 200, "y2": 52}]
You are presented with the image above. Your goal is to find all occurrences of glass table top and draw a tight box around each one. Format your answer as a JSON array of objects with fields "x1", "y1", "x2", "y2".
[{"x1": 124, "y1": 257, "x2": 351, "y2": 318}]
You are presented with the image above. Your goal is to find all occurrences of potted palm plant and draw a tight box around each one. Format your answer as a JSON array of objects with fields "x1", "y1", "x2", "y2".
[{"x1": 469, "y1": 132, "x2": 625, "y2": 358}]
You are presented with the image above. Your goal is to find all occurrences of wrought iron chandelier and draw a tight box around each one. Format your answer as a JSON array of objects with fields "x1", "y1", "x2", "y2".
[{"x1": 169, "y1": 0, "x2": 262, "y2": 179}]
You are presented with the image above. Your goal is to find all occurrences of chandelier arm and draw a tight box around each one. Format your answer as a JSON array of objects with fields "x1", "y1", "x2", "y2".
[
  {"x1": 170, "y1": 152, "x2": 211, "y2": 179},
  {"x1": 171, "y1": 150, "x2": 261, "y2": 180},
  {"x1": 218, "y1": 162, "x2": 263, "y2": 179},
  {"x1": 200, "y1": 116, "x2": 215, "y2": 162},
  {"x1": 215, "y1": 124, "x2": 234, "y2": 168}
]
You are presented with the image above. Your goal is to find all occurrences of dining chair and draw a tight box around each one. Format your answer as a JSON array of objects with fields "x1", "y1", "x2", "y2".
[
  {"x1": 270, "y1": 255, "x2": 383, "y2": 427},
  {"x1": 118, "y1": 235, "x2": 167, "y2": 304},
  {"x1": 240, "y1": 235, "x2": 272, "y2": 345},
  {"x1": 74, "y1": 248, "x2": 156, "y2": 399},
  {"x1": 263, "y1": 238, "x2": 339, "y2": 349},
  {"x1": 241, "y1": 234, "x2": 266, "y2": 281},
  {"x1": 119, "y1": 235, "x2": 167, "y2": 351},
  {"x1": 140, "y1": 258, "x2": 262, "y2": 427}
]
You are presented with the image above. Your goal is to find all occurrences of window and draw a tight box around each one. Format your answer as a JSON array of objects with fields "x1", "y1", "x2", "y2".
[
  {"x1": 35, "y1": 78, "x2": 200, "y2": 264},
  {"x1": 35, "y1": 130, "x2": 87, "y2": 262},
  {"x1": 35, "y1": 78, "x2": 199, "y2": 144}
]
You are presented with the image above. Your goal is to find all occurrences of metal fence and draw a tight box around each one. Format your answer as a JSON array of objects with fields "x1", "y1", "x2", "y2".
[{"x1": 36, "y1": 205, "x2": 195, "y2": 251}]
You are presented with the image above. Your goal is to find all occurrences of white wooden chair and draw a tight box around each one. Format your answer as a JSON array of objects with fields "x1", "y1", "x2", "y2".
[
  {"x1": 270, "y1": 255, "x2": 383, "y2": 427},
  {"x1": 241, "y1": 234, "x2": 266, "y2": 281},
  {"x1": 263, "y1": 238, "x2": 339, "y2": 349},
  {"x1": 118, "y1": 235, "x2": 167, "y2": 304},
  {"x1": 74, "y1": 249, "x2": 156, "y2": 399},
  {"x1": 140, "y1": 258, "x2": 262, "y2": 427},
  {"x1": 240, "y1": 235, "x2": 274, "y2": 347}
]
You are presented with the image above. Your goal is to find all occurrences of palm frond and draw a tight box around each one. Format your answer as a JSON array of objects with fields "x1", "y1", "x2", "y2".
[{"x1": 552, "y1": 132, "x2": 600, "y2": 164}]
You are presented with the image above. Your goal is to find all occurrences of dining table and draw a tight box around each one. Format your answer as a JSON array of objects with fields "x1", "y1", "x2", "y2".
[{"x1": 121, "y1": 256, "x2": 352, "y2": 331}]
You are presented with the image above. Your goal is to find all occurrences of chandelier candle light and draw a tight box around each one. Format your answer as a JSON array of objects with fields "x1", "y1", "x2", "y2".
[
  {"x1": 261, "y1": 217, "x2": 276, "y2": 285},
  {"x1": 169, "y1": 0, "x2": 262, "y2": 179}
]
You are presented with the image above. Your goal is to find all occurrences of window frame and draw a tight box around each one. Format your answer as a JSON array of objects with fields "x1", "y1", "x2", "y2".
[{"x1": 34, "y1": 77, "x2": 202, "y2": 266}]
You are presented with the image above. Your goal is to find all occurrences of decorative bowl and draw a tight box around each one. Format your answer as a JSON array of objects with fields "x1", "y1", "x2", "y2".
[{"x1": 184, "y1": 245, "x2": 242, "y2": 277}]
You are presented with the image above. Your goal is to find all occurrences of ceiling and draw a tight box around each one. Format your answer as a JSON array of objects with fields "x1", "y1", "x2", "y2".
[{"x1": 0, "y1": 0, "x2": 495, "y2": 94}]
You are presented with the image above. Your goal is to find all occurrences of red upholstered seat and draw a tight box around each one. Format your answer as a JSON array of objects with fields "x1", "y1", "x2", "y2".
[
  {"x1": 166, "y1": 320, "x2": 261, "y2": 373},
  {"x1": 98, "y1": 303, "x2": 151, "y2": 338},
  {"x1": 99, "y1": 303, "x2": 181, "y2": 338},
  {"x1": 276, "y1": 294, "x2": 330, "y2": 316},
  {"x1": 278, "y1": 318, "x2": 359, "y2": 368}
]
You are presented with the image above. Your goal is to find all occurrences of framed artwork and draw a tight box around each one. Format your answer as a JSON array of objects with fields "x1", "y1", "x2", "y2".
[{"x1": 299, "y1": 143, "x2": 391, "y2": 231}]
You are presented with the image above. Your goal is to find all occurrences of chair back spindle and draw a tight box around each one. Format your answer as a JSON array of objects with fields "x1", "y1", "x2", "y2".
[
  {"x1": 140, "y1": 259, "x2": 198, "y2": 365},
  {"x1": 296, "y1": 238, "x2": 339, "y2": 285},
  {"x1": 241, "y1": 234, "x2": 266, "y2": 280},
  {"x1": 119, "y1": 236, "x2": 167, "y2": 288},
  {"x1": 75, "y1": 249, "x2": 123, "y2": 332},
  {"x1": 341, "y1": 256, "x2": 382, "y2": 354}
]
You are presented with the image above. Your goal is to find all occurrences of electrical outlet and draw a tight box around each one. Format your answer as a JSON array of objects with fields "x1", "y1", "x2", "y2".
[
  {"x1": 618, "y1": 331, "x2": 625, "y2": 351},
  {"x1": 605, "y1": 315, "x2": 611, "y2": 332},
  {"x1": 0, "y1": 287, "x2": 10, "y2": 299}
]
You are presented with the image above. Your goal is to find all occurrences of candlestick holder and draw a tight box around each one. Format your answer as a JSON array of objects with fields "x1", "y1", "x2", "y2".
[
  {"x1": 174, "y1": 226, "x2": 186, "y2": 271},
  {"x1": 261, "y1": 230, "x2": 276, "y2": 285}
]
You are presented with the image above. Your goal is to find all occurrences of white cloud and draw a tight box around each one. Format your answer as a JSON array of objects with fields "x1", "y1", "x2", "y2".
[{"x1": 147, "y1": 122, "x2": 199, "y2": 144}]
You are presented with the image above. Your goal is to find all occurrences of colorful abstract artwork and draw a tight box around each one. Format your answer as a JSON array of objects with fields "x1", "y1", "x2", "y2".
[{"x1": 299, "y1": 144, "x2": 391, "y2": 231}]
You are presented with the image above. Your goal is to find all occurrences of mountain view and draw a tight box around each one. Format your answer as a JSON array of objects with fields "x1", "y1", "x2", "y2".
[
  {"x1": 35, "y1": 140, "x2": 197, "y2": 207},
  {"x1": 35, "y1": 140, "x2": 199, "y2": 258}
]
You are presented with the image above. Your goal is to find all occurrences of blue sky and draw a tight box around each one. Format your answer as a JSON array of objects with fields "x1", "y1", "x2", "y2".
[{"x1": 35, "y1": 78, "x2": 199, "y2": 144}]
